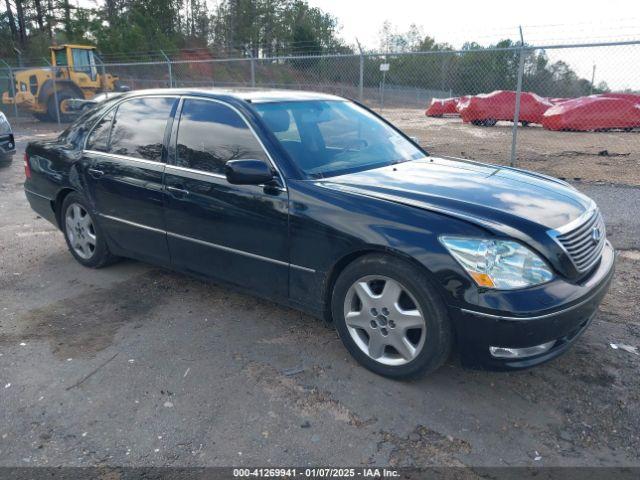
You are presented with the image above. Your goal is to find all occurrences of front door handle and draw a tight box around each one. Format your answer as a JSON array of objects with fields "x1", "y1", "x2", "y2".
[
  {"x1": 166, "y1": 185, "x2": 190, "y2": 198},
  {"x1": 88, "y1": 168, "x2": 104, "y2": 179}
]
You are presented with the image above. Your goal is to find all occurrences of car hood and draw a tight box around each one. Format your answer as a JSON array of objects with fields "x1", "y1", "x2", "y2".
[{"x1": 317, "y1": 157, "x2": 593, "y2": 233}]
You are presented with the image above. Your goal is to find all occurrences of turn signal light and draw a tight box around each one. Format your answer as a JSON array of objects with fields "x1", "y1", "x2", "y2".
[{"x1": 469, "y1": 271, "x2": 495, "y2": 288}]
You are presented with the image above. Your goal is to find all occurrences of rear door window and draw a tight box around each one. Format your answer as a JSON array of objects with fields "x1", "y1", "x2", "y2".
[
  {"x1": 109, "y1": 97, "x2": 176, "y2": 161},
  {"x1": 86, "y1": 110, "x2": 114, "y2": 152},
  {"x1": 175, "y1": 99, "x2": 268, "y2": 175}
]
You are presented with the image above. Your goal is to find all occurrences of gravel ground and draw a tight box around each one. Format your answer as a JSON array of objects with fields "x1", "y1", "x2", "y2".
[
  {"x1": 1, "y1": 121, "x2": 639, "y2": 468},
  {"x1": 386, "y1": 110, "x2": 640, "y2": 187}
]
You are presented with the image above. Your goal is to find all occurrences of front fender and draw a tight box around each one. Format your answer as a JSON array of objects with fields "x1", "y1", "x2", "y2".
[{"x1": 287, "y1": 179, "x2": 487, "y2": 314}]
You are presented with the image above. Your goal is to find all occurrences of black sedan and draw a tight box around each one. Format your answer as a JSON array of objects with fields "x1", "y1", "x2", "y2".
[{"x1": 23, "y1": 89, "x2": 614, "y2": 378}]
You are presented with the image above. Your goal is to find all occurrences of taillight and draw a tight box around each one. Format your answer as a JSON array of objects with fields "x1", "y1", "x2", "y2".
[{"x1": 24, "y1": 152, "x2": 31, "y2": 179}]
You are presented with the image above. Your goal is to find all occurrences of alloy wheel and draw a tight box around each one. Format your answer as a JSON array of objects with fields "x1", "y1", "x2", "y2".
[
  {"x1": 65, "y1": 203, "x2": 97, "y2": 260},
  {"x1": 343, "y1": 275, "x2": 426, "y2": 366}
]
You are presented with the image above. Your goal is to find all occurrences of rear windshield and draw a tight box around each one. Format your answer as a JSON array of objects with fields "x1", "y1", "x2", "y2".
[{"x1": 252, "y1": 100, "x2": 424, "y2": 178}]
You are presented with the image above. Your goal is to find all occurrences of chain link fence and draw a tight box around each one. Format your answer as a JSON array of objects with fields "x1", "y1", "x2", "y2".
[{"x1": 2, "y1": 40, "x2": 639, "y2": 171}]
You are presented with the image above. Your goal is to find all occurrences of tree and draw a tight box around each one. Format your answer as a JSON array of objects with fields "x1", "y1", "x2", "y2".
[{"x1": 3, "y1": 0, "x2": 19, "y2": 41}]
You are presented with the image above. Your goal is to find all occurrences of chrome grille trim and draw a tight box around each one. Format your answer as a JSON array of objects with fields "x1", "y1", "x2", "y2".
[{"x1": 548, "y1": 207, "x2": 606, "y2": 273}]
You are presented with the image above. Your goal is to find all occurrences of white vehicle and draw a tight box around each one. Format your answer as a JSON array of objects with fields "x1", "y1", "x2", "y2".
[
  {"x1": 67, "y1": 91, "x2": 126, "y2": 114},
  {"x1": 0, "y1": 111, "x2": 15, "y2": 163}
]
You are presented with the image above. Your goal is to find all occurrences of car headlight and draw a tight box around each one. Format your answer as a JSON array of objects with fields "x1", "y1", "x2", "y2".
[
  {"x1": 439, "y1": 236, "x2": 554, "y2": 289},
  {"x1": 0, "y1": 113, "x2": 11, "y2": 135}
]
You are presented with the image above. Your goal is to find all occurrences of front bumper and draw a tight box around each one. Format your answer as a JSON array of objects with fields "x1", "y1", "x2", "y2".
[
  {"x1": 452, "y1": 241, "x2": 615, "y2": 370},
  {"x1": 0, "y1": 133, "x2": 15, "y2": 158}
]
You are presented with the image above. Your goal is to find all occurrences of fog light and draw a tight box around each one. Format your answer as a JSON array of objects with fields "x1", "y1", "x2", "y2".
[
  {"x1": 7, "y1": 142, "x2": 14, "y2": 149},
  {"x1": 489, "y1": 340, "x2": 556, "y2": 359}
]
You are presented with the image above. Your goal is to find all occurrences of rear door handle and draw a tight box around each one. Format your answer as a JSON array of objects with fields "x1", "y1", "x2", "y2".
[
  {"x1": 166, "y1": 185, "x2": 190, "y2": 198},
  {"x1": 88, "y1": 168, "x2": 104, "y2": 179}
]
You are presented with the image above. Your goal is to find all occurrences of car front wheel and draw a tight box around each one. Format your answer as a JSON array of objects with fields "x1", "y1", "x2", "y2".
[{"x1": 331, "y1": 254, "x2": 452, "y2": 378}]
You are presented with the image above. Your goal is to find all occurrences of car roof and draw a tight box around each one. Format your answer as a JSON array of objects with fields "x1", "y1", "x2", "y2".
[{"x1": 117, "y1": 88, "x2": 346, "y2": 104}]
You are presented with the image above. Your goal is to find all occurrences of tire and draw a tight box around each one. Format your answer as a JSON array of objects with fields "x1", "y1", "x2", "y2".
[
  {"x1": 33, "y1": 112, "x2": 51, "y2": 122},
  {"x1": 483, "y1": 118, "x2": 497, "y2": 127},
  {"x1": 520, "y1": 121, "x2": 530, "y2": 127},
  {"x1": 47, "y1": 91, "x2": 77, "y2": 123},
  {"x1": 61, "y1": 192, "x2": 117, "y2": 268},
  {"x1": 331, "y1": 254, "x2": 452, "y2": 379}
]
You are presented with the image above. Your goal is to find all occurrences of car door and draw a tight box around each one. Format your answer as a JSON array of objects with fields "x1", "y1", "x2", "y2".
[
  {"x1": 163, "y1": 97, "x2": 289, "y2": 299},
  {"x1": 83, "y1": 95, "x2": 178, "y2": 264}
]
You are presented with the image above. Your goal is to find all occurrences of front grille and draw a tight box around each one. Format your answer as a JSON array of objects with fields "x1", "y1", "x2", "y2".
[{"x1": 553, "y1": 210, "x2": 606, "y2": 273}]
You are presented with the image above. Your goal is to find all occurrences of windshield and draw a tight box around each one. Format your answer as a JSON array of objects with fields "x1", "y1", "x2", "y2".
[{"x1": 253, "y1": 100, "x2": 425, "y2": 178}]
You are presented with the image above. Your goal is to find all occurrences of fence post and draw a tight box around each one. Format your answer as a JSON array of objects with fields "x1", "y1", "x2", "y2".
[
  {"x1": 95, "y1": 52, "x2": 108, "y2": 94},
  {"x1": 510, "y1": 26, "x2": 525, "y2": 167},
  {"x1": 356, "y1": 39, "x2": 364, "y2": 102},
  {"x1": 14, "y1": 47, "x2": 23, "y2": 67},
  {"x1": 160, "y1": 50, "x2": 173, "y2": 88},
  {"x1": 249, "y1": 51, "x2": 256, "y2": 88},
  {"x1": 1, "y1": 60, "x2": 19, "y2": 118},
  {"x1": 51, "y1": 65, "x2": 61, "y2": 125}
]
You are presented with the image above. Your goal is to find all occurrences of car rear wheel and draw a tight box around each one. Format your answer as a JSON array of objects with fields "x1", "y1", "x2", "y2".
[
  {"x1": 483, "y1": 118, "x2": 497, "y2": 127},
  {"x1": 61, "y1": 192, "x2": 117, "y2": 268},
  {"x1": 331, "y1": 254, "x2": 452, "y2": 378}
]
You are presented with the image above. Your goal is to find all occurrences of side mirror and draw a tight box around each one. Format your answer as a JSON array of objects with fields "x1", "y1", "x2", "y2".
[{"x1": 225, "y1": 159, "x2": 274, "y2": 185}]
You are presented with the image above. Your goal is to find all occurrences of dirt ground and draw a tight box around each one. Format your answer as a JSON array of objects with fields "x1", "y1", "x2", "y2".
[
  {"x1": 384, "y1": 109, "x2": 640, "y2": 187},
  {"x1": 1, "y1": 120, "x2": 639, "y2": 469}
]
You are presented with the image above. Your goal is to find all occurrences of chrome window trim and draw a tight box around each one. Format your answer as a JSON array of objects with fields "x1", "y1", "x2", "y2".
[
  {"x1": 165, "y1": 164, "x2": 287, "y2": 192},
  {"x1": 99, "y1": 213, "x2": 315, "y2": 273},
  {"x1": 176, "y1": 95, "x2": 287, "y2": 191},
  {"x1": 85, "y1": 150, "x2": 165, "y2": 168},
  {"x1": 165, "y1": 163, "x2": 225, "y2": 179}
]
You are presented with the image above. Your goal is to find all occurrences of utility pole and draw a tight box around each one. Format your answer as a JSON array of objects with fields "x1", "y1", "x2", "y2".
[{"x1": 590, "y1": 64, "x2": 596, "y2": 94}]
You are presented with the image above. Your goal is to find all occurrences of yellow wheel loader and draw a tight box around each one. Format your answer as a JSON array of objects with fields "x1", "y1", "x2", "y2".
[{"x1": 2, "y1": 44, "x2": 124, "y2": 122}]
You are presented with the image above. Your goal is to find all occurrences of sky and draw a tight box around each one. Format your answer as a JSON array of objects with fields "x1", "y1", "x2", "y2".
[{"x1": 306, "y1": 0, "x2": 640, "y2": 90}]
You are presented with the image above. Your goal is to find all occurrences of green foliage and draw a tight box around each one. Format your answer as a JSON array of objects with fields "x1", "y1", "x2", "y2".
[
  {"x1": 0, "y1": 0, "x2": 349, "y2": 62},
  {"x1": 0, "y1": 3, "x2": 606, "y2": 98},
  {"x1": 366, "y1": 33, "x2": 606, "y2": 97}
]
